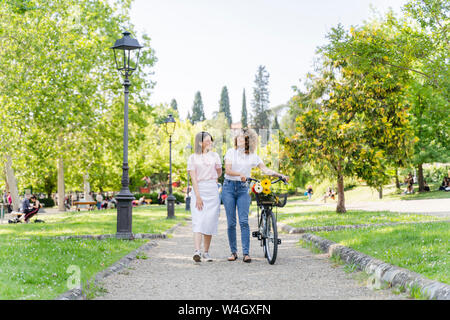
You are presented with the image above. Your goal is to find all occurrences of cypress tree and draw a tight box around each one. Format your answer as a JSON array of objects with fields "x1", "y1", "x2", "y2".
[
  {"x1": 251, "y1": 65, "x2": 270, "y2": 130},
  {"x1": 272, "y1": 115, "x2": 280, "y2": 130},
  {"x1": 187, "y1": 111, "x2": 192, "y2": 124},
  {"x1": 219, "y1": 86, "x2": 232, "y2": 126},
  {"x1": 170, "y1": 99, "x2": 178, "y2": 112},
  {"x1": 191, "y1": 91, "x2": 206, "y2": 124},
  {"x1": 241, "y1": 88, "x2": 248, "y2": 128}
]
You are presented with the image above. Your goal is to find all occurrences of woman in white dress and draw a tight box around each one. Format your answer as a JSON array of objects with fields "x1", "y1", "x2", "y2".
[{"x1": 187, "y1": 131, "x2": 222, "y2": 262}]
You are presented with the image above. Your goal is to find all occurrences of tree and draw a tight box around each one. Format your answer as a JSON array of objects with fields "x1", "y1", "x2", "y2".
[
  {"x1": 285, "y1": 23, "x2": 414, "y2": 213},
  {"x1": 241, "y1": 88, "x2": 248, "y2": 128},
  {"x1": 326, "y1": 1, "x2": 449, "y2": 192},
  {"x1": 0, "y1": 0, "x2": 157, "y2": 203},
  {"x1": 402, "y1": 0, "x2": 449, "y2": 95},
  {"x1": 408, "y1": 80, "x2": 450, "y2": 191},
  {"x1": 251, "y1": 65, "x2": 270, "y2": 130},
  {"x1": 329, "y1": 1, "x2": 449, "y2": 97},
  {"x1": 191, "y1": 91, "x2": 206, "y2": 124},
  {"x1": 170, "y1": 99, "x2": 178, "y2": 112},
  {"x1": 272, "y1": 115, "x2": 280, "y2": 130},
  {"x1": 219, "y1": 86, "x2": 232, "y2": 126}
]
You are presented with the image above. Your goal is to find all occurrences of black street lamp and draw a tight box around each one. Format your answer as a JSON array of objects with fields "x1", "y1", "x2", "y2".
[
  {"x1": 111, "y1": 31, "x2": 143, "y2": 239},
  {"x1": 185, "y1": 143, "x2": 193, "y2": 211},
  {"x1": 163, "y1": 114, "x2": 176, "y2": 219}
]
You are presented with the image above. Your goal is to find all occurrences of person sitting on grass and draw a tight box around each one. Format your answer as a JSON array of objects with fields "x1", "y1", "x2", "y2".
[
  {"x1": 23, "y1": 195, "x2": 41, "y2": 224},
  {"x1": 439, "y1": 177, "x2": 450, "y2": 191},
  {"x1": 8, "y1": 196, "x2": 29, "y2": 223},
  {"x1": 423, "y1": 180, "x2": 430, "y2": 192},
  {"x1": 158, "y1": 187, "x2": 167, "y2": 205},
  {"x1": 403, "y1": 173, "x2": 414, "y2": 194},
  {"x1": 322, "y1": 187, "x2": 332, "y2": 203}
]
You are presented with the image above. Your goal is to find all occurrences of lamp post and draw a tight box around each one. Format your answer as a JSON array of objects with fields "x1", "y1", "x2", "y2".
[
  {"x1": 163, "y1": 114, "x2": 176, "y2": 219},
  {"x1": 185, "y1": 143, "x2": 193, "y2": 211},
  {"x1": 110, "y1": 31, "x2": 143, "y2": 239}
]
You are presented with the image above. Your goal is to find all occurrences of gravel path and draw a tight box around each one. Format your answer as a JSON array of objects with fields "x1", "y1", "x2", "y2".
[{"x1": 95, "y1": 210, "x2": 405, "y2": 300}]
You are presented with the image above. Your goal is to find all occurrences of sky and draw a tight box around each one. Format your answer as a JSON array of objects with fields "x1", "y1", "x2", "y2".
[{"x1": 129, "y1": 0, "x2": 409, "y2": 122}]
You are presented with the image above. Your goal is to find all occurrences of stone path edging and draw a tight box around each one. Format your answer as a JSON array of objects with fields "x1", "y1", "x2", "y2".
[
  {"x1": 300, "y1": 232, "x2": 450, "y2": 300},
  {"x1": 55, "y1": 221, "x2": 186, "y2": 300}
]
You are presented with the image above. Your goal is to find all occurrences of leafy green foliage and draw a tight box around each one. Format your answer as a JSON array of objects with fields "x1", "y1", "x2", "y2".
[{"x1": 0, "y1": 0, "x2": 156, "y2": 195}]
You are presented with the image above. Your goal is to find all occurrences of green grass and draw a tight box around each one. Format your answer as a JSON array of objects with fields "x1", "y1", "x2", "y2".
[
  {"x1": 0, "y1": 205, "x2": 189, "y2": 238},
  {"x1": 0, "y1": 205, "x2": 188, "y2": 300},
  {"x1": 0, "y1": 237, "x2": 147, "y2": 300},
  {"x1": 313, "y1": 222, "x2": 450, "y2": 285},
  {"x1": 277, "y1": 207, "x2": 446, "y2": 229},
  {"x1": 386, "y1": 184, "x2": 450, "y2": 201}
]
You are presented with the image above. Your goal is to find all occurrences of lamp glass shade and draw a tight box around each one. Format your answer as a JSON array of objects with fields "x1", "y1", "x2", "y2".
[
  {"x1": 163, "y1": 114, "x2": 176, "y2": 136},
  {"x1": 111, "y1": 31, "x2": 143, "y2": 75}
]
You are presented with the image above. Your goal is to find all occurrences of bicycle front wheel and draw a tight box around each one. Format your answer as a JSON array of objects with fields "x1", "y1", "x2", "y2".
[{"x1": 263, "y1": 211, "x2": 278, "y2": 264}]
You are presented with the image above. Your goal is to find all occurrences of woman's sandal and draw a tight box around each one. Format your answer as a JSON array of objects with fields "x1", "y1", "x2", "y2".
[
  {"x1": 243, "y1": 255, "x2": 252, "y2": 263},
  {"x1": 227, "y1": 253, "x2": 238, "y2": 261}
]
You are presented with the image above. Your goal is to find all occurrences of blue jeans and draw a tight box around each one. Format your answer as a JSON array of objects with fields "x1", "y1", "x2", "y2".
[{"x1": 222, "y1": 179, "x2": 251, "y2": 255}]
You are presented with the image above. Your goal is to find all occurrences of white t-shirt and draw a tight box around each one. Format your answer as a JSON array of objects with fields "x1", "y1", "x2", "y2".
[{"x1": 224, "y1": 148, "x2": 263, "y2": 181}]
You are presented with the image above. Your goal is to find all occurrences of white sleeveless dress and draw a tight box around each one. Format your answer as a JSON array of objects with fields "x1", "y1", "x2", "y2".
[{"x1": 187, "y1": 152, "x2": 221, "y2": 235}]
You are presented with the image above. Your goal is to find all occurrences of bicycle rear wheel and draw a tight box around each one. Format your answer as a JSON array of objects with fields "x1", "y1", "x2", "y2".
[{"x1": 263, "y1": 210, "x2": 278, "y2": 264}]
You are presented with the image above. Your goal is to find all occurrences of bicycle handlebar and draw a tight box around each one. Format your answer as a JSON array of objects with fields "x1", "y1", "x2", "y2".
[{"x1": 246, "y1": 176, "x2": 288, "y2": 185}]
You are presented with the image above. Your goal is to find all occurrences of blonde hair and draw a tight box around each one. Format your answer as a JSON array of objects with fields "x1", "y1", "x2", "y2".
[{"x1": 234, "y1": 128, "x2": 257, "y2": 154}]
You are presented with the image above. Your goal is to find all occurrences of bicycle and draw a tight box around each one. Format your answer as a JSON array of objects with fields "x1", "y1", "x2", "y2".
[{"x1": 247, "y1": 176, "x2": 288, "y2": 265}]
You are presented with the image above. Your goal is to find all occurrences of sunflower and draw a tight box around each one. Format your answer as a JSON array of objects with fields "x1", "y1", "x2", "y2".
[
  {"x1": 262, "y1": 187, "x2": 271, "y2": 195},
  {"x1": 261, "y1": 178, "x2": 271, "y2": 188}
]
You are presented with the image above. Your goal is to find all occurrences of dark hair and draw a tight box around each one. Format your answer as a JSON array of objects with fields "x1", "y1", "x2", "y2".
[
  {"x1": 194, "y1": 131, "x2": 213, "y2": 154},
  {"x1": 30, "y1": 195, "x2": 36, "y2": 200}
]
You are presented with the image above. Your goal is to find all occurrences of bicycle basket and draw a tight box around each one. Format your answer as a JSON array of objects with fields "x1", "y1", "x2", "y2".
[{"x1": 255, "y1": 193, "x2": 287, "y2": 207}]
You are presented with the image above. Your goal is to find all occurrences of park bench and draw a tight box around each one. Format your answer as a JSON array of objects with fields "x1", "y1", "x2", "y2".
[{"x1": 73, "y1": 201, "x2": 96, "y2": 211}]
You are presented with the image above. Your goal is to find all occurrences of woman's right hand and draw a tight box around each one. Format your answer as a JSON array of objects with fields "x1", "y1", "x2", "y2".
[
  {"x1": 239, "y1": 174, "x2": 247, "y2": 182},
  {"x1": 196, "y1": 196, "x2": 204, "y2": 211}
]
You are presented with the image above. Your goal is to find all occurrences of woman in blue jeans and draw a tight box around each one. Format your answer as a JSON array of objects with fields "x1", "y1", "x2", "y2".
[{"x1": 222, "y1": 129, "x2": 288, "y2": 263}]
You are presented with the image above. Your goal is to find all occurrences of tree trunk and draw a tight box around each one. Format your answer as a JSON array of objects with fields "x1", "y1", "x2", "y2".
[
  {"x1": 417, "y1": 163, "x2": 425, "y2": 192},
  {"x1": 378, "y1": 186, "x2": 383, "y2": 199},
  {"x1": 3, "y1": 168, "x2": 9, "y2": 192},
  {"x1": 57, "y1": 135, "x2": 66, "y2": 212},
  {"x1": 336, "y1": 164, "x2": 346, "y2": 213},
  {"x1": 395, "y1": 168, "x2": 400, "y2": 189},
  {"x1": 5, "y1": 155, "x2": 21, "y2": 211},
  {"x1": 58, "y1": 157, "x2": 65, "y2": 211},
  {"x1": 83, "y1": 171, "x2": 91, "y2": 200}
]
